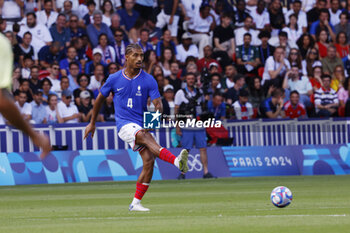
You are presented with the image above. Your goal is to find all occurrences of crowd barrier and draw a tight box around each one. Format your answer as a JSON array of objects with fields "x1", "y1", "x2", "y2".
[
  {"x1": 0, "y1": 118, "x2": 349, "y2": 153},
  {"x1": 1, "y1": 144, "x2": 349, "y2": 185}
]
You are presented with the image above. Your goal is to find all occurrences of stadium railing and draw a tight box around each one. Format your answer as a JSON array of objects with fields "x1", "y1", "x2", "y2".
[{"x1": 0, "y1": 118, "x2": 349, "y2": 152}]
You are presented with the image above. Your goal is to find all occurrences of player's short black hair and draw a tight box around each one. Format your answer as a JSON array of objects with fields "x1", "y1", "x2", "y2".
[{"x1": 125, "y1": 43, "x2": 142, "y2": 56}]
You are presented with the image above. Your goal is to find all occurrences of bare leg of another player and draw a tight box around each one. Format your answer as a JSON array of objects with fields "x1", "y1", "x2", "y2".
[{"x1": 129, "y1": 129, "x2": 189, "y2": 211}]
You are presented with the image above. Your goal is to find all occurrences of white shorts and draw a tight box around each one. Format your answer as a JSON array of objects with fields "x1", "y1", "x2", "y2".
[
  {"x1": 155, "y1": 10, "x2": 179, "y2": 37},
  {"x1": 118, "y1": 123, "x2": 145, "y2": 152}
]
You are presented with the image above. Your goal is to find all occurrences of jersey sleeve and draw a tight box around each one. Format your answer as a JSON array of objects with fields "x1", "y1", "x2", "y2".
[
  {"x1": 0, "y1": 34, "x2": 13, "y2": 90},
  {"x1": 100, "y1": 74, "x2": 115, "y2": 97},
  {"x1": 148, "y1": 75, "x2": 161, "y2": 101}
]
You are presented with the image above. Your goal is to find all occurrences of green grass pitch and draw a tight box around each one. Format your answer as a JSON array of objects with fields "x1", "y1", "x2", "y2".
[{"x1": 0, "y1": 176, "x2": 349, "y2": 233}]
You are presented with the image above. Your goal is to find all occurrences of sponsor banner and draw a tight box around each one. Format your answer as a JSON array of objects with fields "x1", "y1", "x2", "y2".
[
  {"x1": 0, "y1": 147, "x2": 230, "y2": 186},
  {"x1": 223, "y1": 146, "x2": 301, "y2": 177},
  {"x1": 223, "y1": 144, "x2": 350, "y2": 177}
]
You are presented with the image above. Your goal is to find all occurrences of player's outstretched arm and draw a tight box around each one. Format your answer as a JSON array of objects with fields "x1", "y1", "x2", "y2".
[
  {"x1": 84, "y1": 93, "x2": 106, "y2": 139},
  {"x1": 0, "y1": 89, "x2": 51, "y2": 159}
]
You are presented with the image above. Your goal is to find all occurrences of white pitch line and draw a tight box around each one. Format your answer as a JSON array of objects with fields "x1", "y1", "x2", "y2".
[{"x1": 247, "y1": 214, "x2": 347, "y2": 218}]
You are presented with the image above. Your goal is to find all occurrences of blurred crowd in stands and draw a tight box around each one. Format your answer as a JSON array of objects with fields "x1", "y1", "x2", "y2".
[{"x1": 1, "y1": 0, "x2": 350, "y2": 125}]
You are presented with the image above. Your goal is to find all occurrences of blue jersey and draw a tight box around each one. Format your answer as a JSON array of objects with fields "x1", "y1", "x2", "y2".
[{"x1": 100, "y1": 69, "x2": 160, "y2": 130}]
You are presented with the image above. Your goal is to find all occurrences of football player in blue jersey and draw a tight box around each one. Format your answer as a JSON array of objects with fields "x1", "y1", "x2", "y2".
[{"x1": 84, "y1": 43, "x2": 189, "y2": 212}]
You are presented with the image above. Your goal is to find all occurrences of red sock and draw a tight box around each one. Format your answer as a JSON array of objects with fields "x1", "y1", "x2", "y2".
[
  {"x1": 134, "y1": 182, "x2": 149, "y2": 200},
  {"x1": 159, "y1": 148, "x2": 176, "y2": 164}
]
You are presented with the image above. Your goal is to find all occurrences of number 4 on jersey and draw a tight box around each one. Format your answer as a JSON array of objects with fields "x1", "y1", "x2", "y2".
[{"x1": 127, "y1": 98, "x2": 133, "y2": 108}]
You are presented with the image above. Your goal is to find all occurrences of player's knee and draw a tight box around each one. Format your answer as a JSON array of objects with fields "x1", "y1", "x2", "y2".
[{"x1": 136, "y1": 130, "x2": 153, "y2": 144}]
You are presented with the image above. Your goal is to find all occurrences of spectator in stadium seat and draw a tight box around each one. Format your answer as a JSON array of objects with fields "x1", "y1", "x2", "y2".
[
  {"x1": 233, "y1": 0, "x2": 250, "y2": 28},
  {"x1": 100, "y1": 92, "x2": 115, "y2": 122},
  {"x1": 309, "y1": 66, "x2": 323, "y2": 92},
  {"x1": 236, "y1": 33, "x2": 261, "y2": 76},
  {"x1": 155, "y1": 0, "x2": 180, "y2": 44},
  {"x1": 101, "y1": 0, "x2": 114, "y2": 27},
  {"x1": 49, "y1": 13, "x2": 71, "y2": 49},
  {"x1": 248, "y1": 76, "x2": 266, "y2": 111},
  {"x1": 314, "y1": 74, "x2": 339, "y2": 117},
  {"x1": 46, "y1": 62, "x2": 61, "y2": 93},
  {"x1": 284, "y1": 90, "x2": 307, "y2": 119},
  {"x1": 262, "y1": 46, "x2": 291, "y2": 87},
  {"x1": 73, "y1": 73, "x2": 94, "y2": 107},
  {"x1": 205, "y1": 73, "x2": 224, "y2": 101},
  {"x1": 16, "y1": 79, "x2": 33, "y2": 102},
  {"x1": 41, "y1": 78, "x2": 56, "y2": 105},
  {"x1": 12, "y1": 66, "x2": 22, "y2": 93},
  {"x1": 96, "y1": 33, "x2": 116, "y2": 65},
  {"x1": 143, "y1": 50, "x2": 156, "y2": 74},
  {"x1": 161, "y1": 84, "x2": 175, "y2": 121},
  {"x1": 78, "y1": 90, "x2": 95, "y2": 122},
  {"x1": 18, "y1": 12, "x2": 53, "y2": 56},
  {"x1": 302, "y1": 47, "x2": 322, "y2": 77},
  {"x1": 334, "y1": 12, "x2": 350, "y2": 42},
  {"x1": 213, "y1": 12, "x2": 235, "y2": 58},
  {"x1": 57, "y1": 76, "x2": 69, "y2": 100},
  {"x1": 14, "y1": 32, "x2": 36, "y2": 67},
  {"x1": 282, "y1": 14, "x2": 303, "y2": 48},
  {"x1": 334, "y1": 32, "x2": 349, "y2": 59},
  {"x1": 137, "y1": 29, "x2": 153, "y2": 53},
  {"x1": 329, "y1": 0, "x2": 341, "y2": 26},
  {"x1": 196, "y1": 45, "x2": 221, "y2": 74},
  {"x1": 31, "y1": 89, "x2": 47, "y2": 124},
  {"x1": 107, "y1": 62, "x2": 119, "y2": 76},
  {"x1": 85, "y1": 47, "x2": 106, "y2": 75},
  {"x1": 0, "y1": 0, "x2": 23, "y2": 22},
  {"x1": 233, "y1": 89, "x2": 253, "y2": 120},
  {"x1": 88, "y1": 63, "x2": 104, "y2": 92},
  {"x1": 307, "y1": 0, "x2": 327, "y2": 26},
  {"x1": 226, "y1": 74, "x2": 246, "y2": 105},
  {"x1": 70, "y1": 38, "x2": 88, "y2": 70},
  {"x1": 257, "y1": 31, "x2": 275, "y2": 67},
  {"x1": 235, "y1": 16, "x2": 259, "y2": 47},
  {"x1": 176, "y1": 32, "x2": 198, "y2": 66},
  {"x1": 28, "y1": 65, "x2": 41, "y2": 93},
  {"x1": 69, "y1": 14, "x2": 86, "y2": 39},
  {"x1": 61, "y1": 0, "x2": 79, "y2": 20},
  {"x1": 336, "y1": 74, "x2": 349, "y2": 110},
  {"x1": 283, "y1": 65, "x2": 313, "y2": 108},
  {"x1": 164, "y1": 61, "x2": 182, "y2": 94},
  {"x1": 118, "y1": 0, "x2": 140, "y2": 34},
  {"x1": 249, "y1": 0, "x2": 270, "y2": 31},
  {"x1": 268, "y1": 0, "x2": 285, "y2": 36},
  {"x1": 155, "y1": 30, "x2": 176, "y2": 59},
  {"x1": 285, "y1": 0, "x2": 307, "y2": 33},
  {"x1": 38, "y1": 42, "x2": 64, "y2": 69},
  {"x1": 158, "y1": 47, "x2": 176, "y2": 78},
  {"x1": 67, "y1": 62, "x2": 79, "y2": 92},
  {"x1": 310, "y1": 9, "x2": 336, "y2": 42},
  {"x1": 83, "y1": 0, "x2": 96, "y2": 25},
  {"x1": 322, "y1": 45, "x2": 344, "y2": 75},
  {"x1": 221, "y1": 64, "x2": 236, "y2": 92},
  {"x1": 36, "y1": 0, "x2": 58, "y2": 28},
  {"x1": 287, "y1": 48, "x2": 303, "y2": 73},
  {"x1": 331, "y1": 65, "x2": 346, "y2": 92},
  {"x1": 87, "y1": 10, "x2": 115, "y2": 48},
  {"x1": 297, "y1": 33, "x2": 315, "y2": 60},
  {"x1": 15, "y1": 91, "x2": 32, "y2": 122},
  {"x1": 260, "y1": 88, "x2": 286, "y2": 118},
  {"x1": 59, "y1": 46, "x2": 81, "y2": 76},
  {"x1": 57, "y1": 89, "x2": 80, "y2": 123},
  {"x1": 113, "y1": 28, "x2": 129, "y2": 67},
  {"x1": 188, "y1": 2, "x2": 216, "y2": 59},
  {"x1": 46, "y1": 94, "x2": 63, "y2": 123},
  {"x1": 207, "y1": 92, "x2": 226, "y2": 120}
]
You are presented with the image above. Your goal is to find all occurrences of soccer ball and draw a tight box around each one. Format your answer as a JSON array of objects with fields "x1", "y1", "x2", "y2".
[{"x1": 270, "y1": 186, "x2": 293, "y2": 208}]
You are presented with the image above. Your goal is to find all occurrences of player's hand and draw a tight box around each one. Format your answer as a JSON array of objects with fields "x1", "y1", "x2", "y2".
[
  {"x1": 84, "y1": 123, "x2": 96, "y2": 139},
  {"x1": 31, "y1": 133, "x2": 51, "y2": 160}
]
